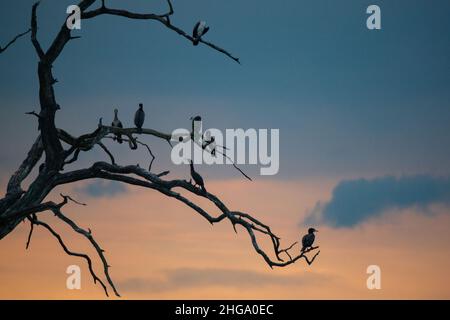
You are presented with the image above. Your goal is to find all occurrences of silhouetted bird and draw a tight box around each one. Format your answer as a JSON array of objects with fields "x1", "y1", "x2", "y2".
[
  {"x1": 209, "y1": 137, "x2": 216, "y2": 156},
  {"x1": 134, "y1": 103, "x2": 145, "y2": 132},
  {"x1": 202, "y1": 130, "x2": 211, "y2": 148},
  {"x1": 192, "y1": 21, "x2": 209, "y2": 46},
  {"x1": 202, "y1": 131, "x2": 216, "y2": 156},
  {"x1": 112, "y1": 108, "x2": 123, "y2": 143},
  {"x1": 301, "y1": 228, "x2": 318, "y2": 252},
  {"x1": 190, "y1": 115, "x2": 202, "y2": 141},
  {"x1": 190, "y1": 160, "x2": 207, "y2": 193}
]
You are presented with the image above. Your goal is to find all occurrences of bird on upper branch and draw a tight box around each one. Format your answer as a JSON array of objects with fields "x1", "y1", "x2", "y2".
[
  {"x1": 112, "y1": 108, "x2": 123, "y2": 143},
  {"x1": 192, "y1": 21, "x2": 209, "y2": 46},
  {"x1": 134, "y1": 103, "x2": 145, "y2": 133}
]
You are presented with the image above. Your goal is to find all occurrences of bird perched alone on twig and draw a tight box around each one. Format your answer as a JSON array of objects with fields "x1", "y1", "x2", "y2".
[
  {"x1": 190, "y1": 115, "x2": 202, "y2": 141},
  {"x1": 112, "y1": 108, "x2": 123, "y2": 143},
  {"x1": 301, "y1": 228, "x2": 318, "y2": 252},
  {"x1": 192, "y1": 21, "x2": 209, "y2": 46},
  {"x1": 190, "y1": 160, "x2": 207, "y2": 193},
  {"x1": 134, "y1": 103, "x2": 145, "y2": 133}
]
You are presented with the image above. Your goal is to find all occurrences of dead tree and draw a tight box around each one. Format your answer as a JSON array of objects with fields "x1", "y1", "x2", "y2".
[{"x1": 0, "y1": 0, "x2": 319, "y2": 297}]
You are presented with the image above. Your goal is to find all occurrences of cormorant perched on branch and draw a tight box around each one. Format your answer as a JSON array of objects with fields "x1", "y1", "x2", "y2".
[
  {"x1": 134, "y1": 103, "x2": 145, "y2": 132},
  {"x1": 190, "y1": 115, "x2": 202, "y2": 141},
  {"x1": 301, "y1": 228, "x2": 318, "y2": 252},
  {"x1": 202, "y1": 131, "x2": 216, "y2": 156},
  {"x1": 192, "y1": 21, "x2": 209, "y2": 46},
  {"x1": 190, "y1": 160, "x2": 207, "y2": 193},
  {"x1": 112, "y1": 108, "x2": 123, "y2": 143}
]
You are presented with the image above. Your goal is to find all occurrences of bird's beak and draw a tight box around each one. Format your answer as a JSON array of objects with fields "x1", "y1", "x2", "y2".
[{"x1": 315, "y1": 230, "x2": 319, "y2": 232}]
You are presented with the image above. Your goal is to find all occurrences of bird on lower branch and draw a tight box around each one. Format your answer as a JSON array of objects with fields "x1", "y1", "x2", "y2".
[
  {"x1": 190, "y1": 160, "x2": 207, "y2": 193},
  {"x1": 301, "y1": 227, "x2": 318, "y2": 252}
]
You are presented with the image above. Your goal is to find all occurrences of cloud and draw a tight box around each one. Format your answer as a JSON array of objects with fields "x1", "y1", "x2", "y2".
[
  {"x1": 304, "y1": 175, "x2": 450, "y2": 227},
  {"x1": 75, "y1": 180, "x2": 127, "y2": 198},
  {"x1": 119, "y1": 268, "x2": 331, "y2": 293}
]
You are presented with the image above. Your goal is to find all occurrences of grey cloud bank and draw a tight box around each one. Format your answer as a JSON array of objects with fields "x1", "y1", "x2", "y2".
[{"x1": 304, "y1": 175, "x2": 450, "y2": 227}]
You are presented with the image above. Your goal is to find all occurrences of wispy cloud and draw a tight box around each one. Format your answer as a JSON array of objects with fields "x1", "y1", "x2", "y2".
[
  {"x1": 119, "y1": 268, "x2": 331, "y2": 293},
  {"x1": 75, "y1": 180, "x2": 127, "y2": 198},
  {"x1": 304, "y1": 175, "x2": 450, "y2": 227}
]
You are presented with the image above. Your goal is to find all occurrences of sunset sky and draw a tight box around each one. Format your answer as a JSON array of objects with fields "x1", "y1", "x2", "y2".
[{"x1": 1, "y1": 0, "x2": 449, "y2": 299}]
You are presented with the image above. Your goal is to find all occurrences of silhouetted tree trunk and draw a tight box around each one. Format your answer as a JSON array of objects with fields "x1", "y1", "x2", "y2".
[{"x1": 0, "y1": 0, "x2": 319, "y2": 297}]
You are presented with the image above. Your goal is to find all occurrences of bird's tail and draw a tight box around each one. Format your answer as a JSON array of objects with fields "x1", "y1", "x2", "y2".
[
  {"x1": 201, "y1": 185, "x2": 207, "y2": 193},
  {"x1": 117, "y1": 134, "x2": 123, "y2": 144},
  {"x1": 193, "y1": 38, "x2": 200, "y2": 46}
]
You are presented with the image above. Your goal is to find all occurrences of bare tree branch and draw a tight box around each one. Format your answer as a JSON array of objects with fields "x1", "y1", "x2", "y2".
[
  {"x1": 51, "y1": 194, "x2": 120, "y2": 297},
  {"x1": 25, "y1": 215, "x2": 35, "y2": 249},
  {"x1": 0, "y1": 29, "x2": 31, "y2": 54},
  {"x1": 6, "y1": 135, "x2": 43, "y2": 196},
  {"x1": 81, "y1": 2, "x2": 240, "y2": 63},
  {"x1": 31, "y1": 2, "x2": 45, "y2": 59},
  {"x1": 28, "y1": 214, "x2": 110, "y2": 296},
  {"x1": 52, "y1": 161, "x2": 319, "y2": 269},
  {"x1": 97, "y1": 142, "x2": 116, "y2": 165}
]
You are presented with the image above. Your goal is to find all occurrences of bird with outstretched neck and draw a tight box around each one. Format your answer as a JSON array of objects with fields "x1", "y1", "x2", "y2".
[
  {"x1": 112, "y1": 108, "x2": 123, "y2": 143},
  {"x1": 192, "y1": 21, "x2": 209, "y2": 46},
  {"x1": 134, "y1": 103, "x2": 145, "y2": 133},
  {"x1": 301, "y1": 228, "x2": 318, "y2": 252},
  {"x1": 189, "y1": 160, "x2": 207, "y2": 193}
]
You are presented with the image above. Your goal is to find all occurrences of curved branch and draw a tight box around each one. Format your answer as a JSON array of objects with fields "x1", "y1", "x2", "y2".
[
  {"x1": 16, "y1": 194, "x2": 118, "y2": 296},
  {"x1": 6, "y1": 135, "x2": 44, "y2": 196},
  {"x1": 28, "y1": 215, "x2": 110, "y2": 296},
  {"x1": 31, "y1": 2, "x2": 44, "y2": 59},
  {"x1": 54, "y1": 162, "x2": 319, "y2": 269},
  {"x1": 97, "y1": 142, "x2": 116, "y2": 165},
  {"x1": 25, "y1": 216, "x2": 35, "y2": 249},
  {"x1": 0, "y1": 29, "x2": 31, "y2": 54},
  {"x1": 104, "y1": 135, "x2": 155, "y2": 171},
  {"x1": 51, "y1": 194, "x2": 120, "y2": 297},
  {"x1": 81, "y1": 3, "x2": 240, "y2": 63}
]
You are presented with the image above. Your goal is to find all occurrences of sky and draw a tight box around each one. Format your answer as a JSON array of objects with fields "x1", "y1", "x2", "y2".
[{"x1": 0, "y1": 0, "x2": 449, "y2": 299}]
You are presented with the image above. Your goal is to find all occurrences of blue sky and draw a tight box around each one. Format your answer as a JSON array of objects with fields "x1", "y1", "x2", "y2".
[{"x1": 1, "y1": 0, "x2": 449, "y2": 181}]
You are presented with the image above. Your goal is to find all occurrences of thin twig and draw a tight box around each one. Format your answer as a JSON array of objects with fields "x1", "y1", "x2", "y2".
[
  {"x1": 52, "y1": 194, "x2": 120, "y2": 297},
  {"x1": 0, "y1": 29, "x2": 31, "y2": 53}
]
